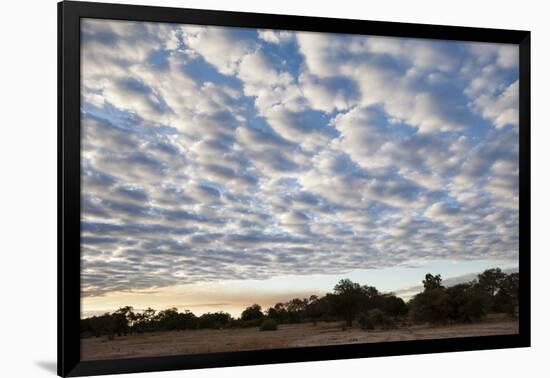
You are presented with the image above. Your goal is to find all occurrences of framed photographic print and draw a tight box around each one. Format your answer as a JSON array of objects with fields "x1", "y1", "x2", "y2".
[{"x1": 58, "y1": 1, "x2": 530, "y2": 376}]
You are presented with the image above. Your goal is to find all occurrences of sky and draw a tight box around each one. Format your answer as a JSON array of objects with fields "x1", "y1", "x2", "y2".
[{"x1": 80, "y1": 19, "x2": 519, "y2": 318}]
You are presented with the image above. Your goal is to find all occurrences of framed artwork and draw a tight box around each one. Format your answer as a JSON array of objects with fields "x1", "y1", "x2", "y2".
[{"x1": 58, "y1": 1, "x2": 530, "y2": 376}]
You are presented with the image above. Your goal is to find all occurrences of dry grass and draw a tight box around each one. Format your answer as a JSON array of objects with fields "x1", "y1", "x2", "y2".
[{"x1": 81, "y1": 317, "x2": 518, "y2": 361}]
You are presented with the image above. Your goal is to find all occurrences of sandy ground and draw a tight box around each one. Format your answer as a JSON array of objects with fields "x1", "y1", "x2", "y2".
[{"x1": 81, "y1": 318, "x2": 518, "y2": 361}]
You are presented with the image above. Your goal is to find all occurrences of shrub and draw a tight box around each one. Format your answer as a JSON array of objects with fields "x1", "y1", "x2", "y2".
[
  {"x1": 357, "y1": 313, "x2": 375, "y2": 330},
  {"x1": 260, "y1": 319, "x2": 278, "y2": 331},
  {"x1": 409, "y1": 288, "x2": 450, "y2": 324},
  {"x1": 198, "y1": 312, "x2": 232, "y2": 329},
  {"x1": 446, "y1": 284, "x2": 485, "y2": 323},
  {"x1": 358, "y1": 309, "x2": 395, "y2": 330},
  {"x1": 243, "y1": 318, "x2": 263, "y2": 328}
]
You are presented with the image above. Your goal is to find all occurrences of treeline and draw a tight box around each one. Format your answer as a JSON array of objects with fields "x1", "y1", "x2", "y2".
[
  {"x1": 409, "y1": 269, "x2": 519, "y2": 324},
  {"x1": 81, "y1": 268, "x2": 518, "y2": 338}
]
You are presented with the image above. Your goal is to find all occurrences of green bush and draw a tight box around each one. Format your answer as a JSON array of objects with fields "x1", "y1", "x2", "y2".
[
  {"x1": 243, "y1": 318, "x2": 263, "y2": 328},
  {"x1": 357, "y1": 313, "x2": 374, "y2": 330},
  {"x1": 410, "y1": 284, "x2": 487, "y2": 325},
  {"x1": 260, "y1": 319, "x2": 278, "y2": 331},
  {"x1": 357, "y1": 309, "x2": 395, "y2": 330},
  {"x1": 409, "y1": 288, "x2": 450, "y2": 324},
  {"x1": 446, "y1": 284, "x2": 485, "y2": 323}
]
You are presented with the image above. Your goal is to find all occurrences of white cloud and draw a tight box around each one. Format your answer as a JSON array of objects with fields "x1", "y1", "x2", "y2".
[
  {"x1": 258, "y1": 29, "x2": 294, "y2": 44},
  {"x1": 473, "y1": 80, "x2": 519, "y2": 128},
  {"x1": 181, "y1": 25, "x2": 255, "y2": 75},
  {"x1": 238, "y1": 50, "x2": 293, "y2": 87},
  {"x1": 300, "y1": 73, "x2": 358, "y2": 112},
  {"x1": 295, "y1": 32, "x2": 488, "y2": 133},
  {"x1": 80, "y1": 20, "x2": 520, "y2": 297},
  {"x1": 469, "y1": 42, "x2": 519, "y2": 69}
]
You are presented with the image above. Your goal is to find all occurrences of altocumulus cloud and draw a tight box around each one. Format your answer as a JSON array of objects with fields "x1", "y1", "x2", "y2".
[{"x1": 80, "y1": 19, "x2": 519, "y2": 297}]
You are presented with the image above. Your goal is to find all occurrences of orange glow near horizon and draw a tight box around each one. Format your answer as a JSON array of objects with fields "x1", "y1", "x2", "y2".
[{"x1": 81, "y1": 260, "x2": 518, "y2": 319}]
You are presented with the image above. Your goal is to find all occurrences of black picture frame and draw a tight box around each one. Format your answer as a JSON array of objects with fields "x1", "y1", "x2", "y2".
[{"x1": 58, "y1": 1, "x2": 531, "y2": 376}]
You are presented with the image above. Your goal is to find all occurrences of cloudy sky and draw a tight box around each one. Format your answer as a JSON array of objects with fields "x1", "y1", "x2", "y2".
[{"x1": 80, "y1": 19, "x2": 519, "y2": 317}]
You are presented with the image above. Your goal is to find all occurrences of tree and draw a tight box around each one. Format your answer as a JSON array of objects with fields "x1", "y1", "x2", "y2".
[
  {"x1": 266, "y1": 302, "x2": 288, "y2": 323},
  {"x1": 133, "y1": 307, "x2": 157, "y2": 332},
  {"x1": 286, "y1": 298, "x2": 308, "y2": 323},
  {"x1": 179, "y1": 310, "x2": 199, "y2": 330},
  {"x1": 409, "y1": 288, "x2": 449, "y2": 324},
  {"x1": 155, "y1": 308, "x2": 180, "y2": 330},
  {"x1": 477, "y1": 268, "x2": 508, "y2": 311},
  {"x1": 446, "y1": 283, "x2": 485, "y2": 323},
  {"x1": 361, "y1": 285, "x2": 381, "y2": 311},
  {"x1": 477, "y1": 268, "x2": 507, "y2": 297},
  {"x1": 114, "y1": 306, "x2": 136, "y2": 331},
  {"x1": 199, "y1": 312, "x2": 232, "y2": 329},
  {"x1": 80, "y1": 269, "x2": 516, "y2": 337},
  {"x1": 110, "y1": 307, "x2": 133, "y2": 336},
  {"x1": 331, "y1": 279, "x2": 365, "y2": 327},
  {"x1": 422, "y1": 273, "x2": 443, "y2": 291},
  {"x1": 494, "y1": 272, "x2": 519, "y2": 316},
  {"x1": 241, "y1": 304, "x2": 264, "y2": 321},
  {"x1": 305, "y1": 295, "x2": 330, "y2": 325},
  {"x1": 380, "y1": 294, "x2": 408, "y2": 320}
]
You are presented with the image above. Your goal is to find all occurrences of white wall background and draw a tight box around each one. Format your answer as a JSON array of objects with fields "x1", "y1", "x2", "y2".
[{"x1": 1, "y1": 0, "x2": 547, "y2": 376}]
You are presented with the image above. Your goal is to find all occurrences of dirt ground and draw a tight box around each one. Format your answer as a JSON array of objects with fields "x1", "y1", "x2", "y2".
[{"x1": 81, "y1": 317, "x2": 519, "y2": 361}]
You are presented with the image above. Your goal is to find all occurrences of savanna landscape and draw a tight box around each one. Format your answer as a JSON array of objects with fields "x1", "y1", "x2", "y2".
[
  {"x1": 79, "y1": 21, "x2": 521, "y2": 361},
  {"x1": 81, "y1": 268, "x2": 519, "y2": 360}
]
